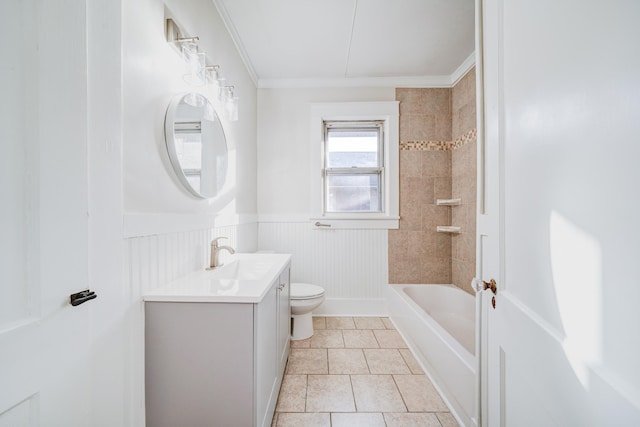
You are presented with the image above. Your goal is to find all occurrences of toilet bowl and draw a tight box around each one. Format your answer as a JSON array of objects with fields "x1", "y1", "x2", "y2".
[{"x1": 290, "y1": 283, "x2": 325, "y2": 340}]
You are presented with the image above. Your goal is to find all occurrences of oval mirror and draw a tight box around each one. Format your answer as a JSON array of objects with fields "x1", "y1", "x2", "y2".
[{"x1": 164, "y1": 93, "x2": 228, "y2": 198}]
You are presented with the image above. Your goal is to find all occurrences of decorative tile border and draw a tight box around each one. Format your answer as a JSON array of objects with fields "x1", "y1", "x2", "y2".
[{"x1": 400, "y1": 128, "x2": 477, "y2": 151}]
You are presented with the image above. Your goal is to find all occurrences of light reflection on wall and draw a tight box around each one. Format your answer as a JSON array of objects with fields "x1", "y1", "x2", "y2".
[{"x1": 549, "y1": 211, "x2": 602, "y2": 387}]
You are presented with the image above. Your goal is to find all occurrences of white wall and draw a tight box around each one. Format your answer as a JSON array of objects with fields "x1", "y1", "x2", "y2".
[
  {"x1": 258, "y1": 87, "x2": 394, "y2": 215},
  {"x1": 257, "y1": 87, "x2": 395, "y2": 314},
  {"x1": 123, "y1": 0, "x2": 257, "y2": 218}
]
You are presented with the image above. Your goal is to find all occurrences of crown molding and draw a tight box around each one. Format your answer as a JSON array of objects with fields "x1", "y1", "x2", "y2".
[
  {"x1": 449, "y1": 52, "x2": 476, "y2": 86},
  {"x1": 212, "y1": 0, "x2": 259, "y2": 87},
  {"x1": 258, "y1": 54, "x2": 476, "y2": 89},
  {"x1": 258, "y1": 74, "x2": 454, "y2": 89}
]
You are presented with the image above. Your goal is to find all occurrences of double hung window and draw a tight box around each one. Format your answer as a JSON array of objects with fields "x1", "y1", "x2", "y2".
[
  {"x1": 309, "y1": 101, "x2": 399, "y2": 229},
  {"x1": 323, "y1": 122, "x2": 384, "y2": 213}
]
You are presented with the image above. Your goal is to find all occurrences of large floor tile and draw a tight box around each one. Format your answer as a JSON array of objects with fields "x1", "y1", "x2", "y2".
[
  {"x1": 364, "y1": 349, "x2": 411, "y2": 374},
  {"x1": 398, "y1": 349, "x2": 424, "y2": 374},
  {"x1": 286, "y1": 349, "x2": 327, "y2": 374},
  {"x1": 326, "y1": 317, "x2": 356, "y2": 329},
  {"x1": 351, "y1": 375, "x2": 406, "y2": 412},
  {"x1": 343, "y1": 330, "x2": 380, "y2": 349},
  {"x1": 328, "y1": 349, "x2": 369, "y2": 374},
  {"x1": 354, "y1": 317, "x2": 386, "y2": 329},
  {"x1": 382, "y1": 318, "x2": 396, "y2": 329},
  {"x1": 290, "y1": 337, "x2": 311, "y2": 348},
  {"x1": 275, "y1": 375, "x2": 307, "y2": 412},
  {"x1": 393, "y1": 375, "x2": 449, "y2": 412},
  {"x1": 436, "y1": 412, "x2": 460, "y2": 427},
  {"x1": 331, "y1": 412, "x2": 386, "y2": 427},
  {"x1": 383, "y1": 412, "x2": 442, "y2": 427},
  {"x1": 276, "y1": 412, "x2": 330, "y2": 427},
  {"x1": 306, "y1": 375, "x2": 355, "y2": 412},
  {"x1": 309, "y1": 329, "x2": 344, "y2": 348},
  {"x1": 312, "y1": 317, "x2": 326, "y2": 330},
  {"x1": 373, "y1": 330, "x2": 408, "y2": 348}
]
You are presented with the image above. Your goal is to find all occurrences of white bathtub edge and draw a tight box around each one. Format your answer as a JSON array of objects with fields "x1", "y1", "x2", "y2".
[{"x1": 388, "y1": 284, "x2": 477, "y2": 427}]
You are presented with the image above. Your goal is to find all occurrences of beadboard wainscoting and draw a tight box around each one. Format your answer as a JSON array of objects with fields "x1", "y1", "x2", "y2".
[
  {"x1": 124, "y1": 219, "x2": 257, "y2": 420},
  {"x1": 258, "y1": 221, "x2": 389, "y2": 316}
]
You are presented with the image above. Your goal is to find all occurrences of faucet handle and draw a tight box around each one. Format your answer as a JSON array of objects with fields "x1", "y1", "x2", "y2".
[{"x1": 211, "y1": 237, "x2": 227, "y2": 247}]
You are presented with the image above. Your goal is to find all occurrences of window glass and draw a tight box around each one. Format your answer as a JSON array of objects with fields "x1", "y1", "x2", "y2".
[
  {"x1": 326, "y1": 173, "x2": 380, "y2": 212},
  {"x1": 324, "y1": 123, "x2": 383, "y2": 213},
  {"x1": 326, "y1": 130, "x2": 379, "y2": 168}
]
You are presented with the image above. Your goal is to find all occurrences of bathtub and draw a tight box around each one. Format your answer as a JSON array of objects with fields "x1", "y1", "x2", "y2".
[{"x1": 388, "y1": 284, "x2": 476, "y2": 427}]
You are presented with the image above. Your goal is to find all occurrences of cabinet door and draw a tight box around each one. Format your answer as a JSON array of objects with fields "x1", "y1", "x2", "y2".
[
  {"x1": 256, "y1": 282, "x2": 278, "y2": 427},
  {"x1": 277, "y1": 266, "x2": 291, "y2": 375}
]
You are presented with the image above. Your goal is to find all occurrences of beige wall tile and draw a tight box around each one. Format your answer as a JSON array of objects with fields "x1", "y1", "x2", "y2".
[
  {"x1": 383, "y1": 412, "x2": 442, "y2": 427},
  {"x1": 422, "y1": 206, "x2": 451, "y2": 230},
  {"x1": 364, "y1": 349, "x2": 411, "y2": 374},
  {"x1": 276, "y1": 413, "x2": 330, "y2": 427},
  {"x1": 343, "y1": 330, "x2": 380, "y2": 348},
  {"x1": 331, "y1": 413, "x2": 386, "y2": 427},
  {"x1": 328, "y1": 349, "x2": 369, "y2": 374},
  {"x1": 351, "y1": 375, "x2": 407, "y2": 412},
  {"x1": 434, "y1": 177, "x2": 452, "y2": 200},
  {"x1": 393, "y1": 375, "x2": 449, "y2": 412},
  {"x1": 306, "y1": 375, "x2": 355, "y2": 412},
  {"x1": 400, "y1": 151, "x2": 421, "y2": 178},
  {"x1": 421, "y1": 151, "x2": 450, "y2": 178},
  {"x1": 400, "y1": 177, "x2": 434, "y2": 206},
  {"x1": 435, "y1": 114, "x2": 452, "y2": 141},
  {"x1": 399, "y1": 202, "x2": 422, "y2": 231},
  {"x1": 276, "y1": 375, "x2": 307, "y2": 412}
]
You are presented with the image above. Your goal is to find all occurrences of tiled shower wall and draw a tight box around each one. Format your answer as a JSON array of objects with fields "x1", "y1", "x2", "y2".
[
  {"x1": 451, "y1": 69, "x2": 477, "y2": 294},
  {"x1": 389, "y1": 67, "x2": 476, "y2": 293}
]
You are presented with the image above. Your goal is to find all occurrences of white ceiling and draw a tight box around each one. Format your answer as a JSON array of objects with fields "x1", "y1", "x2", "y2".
[{"x1": 214, "y1": 0, "x2": 475, "y2": 88}]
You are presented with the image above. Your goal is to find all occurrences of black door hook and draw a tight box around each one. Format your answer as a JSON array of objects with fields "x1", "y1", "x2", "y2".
[{"x1": 70, "y1": 289, "x2": 97, "y2": 306}]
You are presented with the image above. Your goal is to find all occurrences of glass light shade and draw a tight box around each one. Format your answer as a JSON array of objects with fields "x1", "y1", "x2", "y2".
[
  {"x1": 183, "y1": 52, "x2": 206, "y2": 86},
  {"x1": 225, "y1": 96, "x2": 238, "y2": 122}
]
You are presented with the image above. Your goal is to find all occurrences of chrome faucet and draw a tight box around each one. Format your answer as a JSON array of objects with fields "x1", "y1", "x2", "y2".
[{"x1": 207, "y1": 237, "x2": 235, "y2": 269}]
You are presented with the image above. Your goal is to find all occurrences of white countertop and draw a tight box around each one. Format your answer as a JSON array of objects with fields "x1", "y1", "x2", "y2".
[{"x1": 143, "y1": 253, "x2": 292, "y2": 303}]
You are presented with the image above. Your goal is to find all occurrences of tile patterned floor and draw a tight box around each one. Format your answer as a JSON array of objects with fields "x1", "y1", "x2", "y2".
[{"x1": 272, "y1": 316, "x2": 460, "y2": 427}]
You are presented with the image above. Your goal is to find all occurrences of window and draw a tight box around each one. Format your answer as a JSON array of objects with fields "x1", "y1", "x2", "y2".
[
  {"x1": 324, "y1": 122, "x2": 383, "y2": 213},
  {"x1": 310, "y1": 102, "x2": 399, "y2": 229}
]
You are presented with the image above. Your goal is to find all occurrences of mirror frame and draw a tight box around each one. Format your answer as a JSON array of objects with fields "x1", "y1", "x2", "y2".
[{"x1": 164, "y1": 93, "x2": 228, "y2": 199}]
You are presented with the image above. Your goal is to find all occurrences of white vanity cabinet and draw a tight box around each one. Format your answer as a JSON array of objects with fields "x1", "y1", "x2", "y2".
[{"x1": 144, "y1": 255, "x2": 291, "y2": 427}]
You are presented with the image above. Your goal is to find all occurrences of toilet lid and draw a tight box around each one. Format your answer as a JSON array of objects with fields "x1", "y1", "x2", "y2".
[{"x1": 290, "y1": 283, "x2": 325, "y2": 300}]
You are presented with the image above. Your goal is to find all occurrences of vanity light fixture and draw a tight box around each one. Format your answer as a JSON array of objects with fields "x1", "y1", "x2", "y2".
[
  {"x1": 166, "y1": 18, "x2": 239, "y2": 121},
  {"x1": 220, "y1": 86, "x2": 238, "y2": 122}
]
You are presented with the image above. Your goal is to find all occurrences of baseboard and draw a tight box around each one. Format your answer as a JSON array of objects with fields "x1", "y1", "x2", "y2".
[{"x1": 312, "y1": 298, "x2": 388, "y2": 317}]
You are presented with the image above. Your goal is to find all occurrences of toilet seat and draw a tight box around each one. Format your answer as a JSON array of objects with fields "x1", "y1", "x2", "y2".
[{"x1": 290, "y1": 283, "x2": 325, "y2": 300}]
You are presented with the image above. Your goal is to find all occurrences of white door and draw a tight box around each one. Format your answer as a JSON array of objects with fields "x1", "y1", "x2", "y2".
[
  {"x1": 0, "y1": 0, "x2": 92, "y2": 425},
  {"x1": 478, "y1": 0, "x2": 640, "y2": 425}
]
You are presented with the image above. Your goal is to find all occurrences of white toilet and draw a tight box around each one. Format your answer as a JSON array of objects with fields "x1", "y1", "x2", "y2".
[{"x1": 290, "y1": 283, "x2": 325, "y2": 340}]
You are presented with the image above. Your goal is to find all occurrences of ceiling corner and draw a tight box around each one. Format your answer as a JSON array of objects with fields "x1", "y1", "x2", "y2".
[
  {"x1": 449, "y1": 52, "x2": 476, "y2": 86},
  {"x1": 212, "y1": 0, "x2": 259, "y2": 86}
]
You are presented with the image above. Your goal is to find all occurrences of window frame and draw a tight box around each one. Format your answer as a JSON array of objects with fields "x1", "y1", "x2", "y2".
[
  {"x1": 323, "y1": 121, "x2": 385, "y2": 214},
  {"x1": 309, "y1": 102, "x2": 399, "y2": 229}
]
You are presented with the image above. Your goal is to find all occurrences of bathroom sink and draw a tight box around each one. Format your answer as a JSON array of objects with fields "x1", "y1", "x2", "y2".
[
  {"x1": 142, "y1": 253, "x2": 292, "y2": 303},
  {"x1": 210, "y1": 258, "x2": 276, "y2": 281}
]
